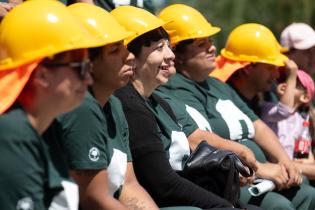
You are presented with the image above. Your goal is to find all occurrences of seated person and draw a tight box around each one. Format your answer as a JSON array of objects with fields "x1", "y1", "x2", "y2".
[
  {"x1": 158, "y1": 4, "x2": 314, "y2": 210},
  {"x1": 0, "y1": 1, "x2": 100, "y2": 209},
  {"x1": 259, "y1": 63, "x2": 315, "y2": 180}
]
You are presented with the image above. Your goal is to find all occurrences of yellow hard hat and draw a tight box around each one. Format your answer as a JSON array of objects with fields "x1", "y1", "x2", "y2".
[
  {"x1": 0, "y1": 0, "x2": 103, "y2": 71},
  {"x1": 68, "y1": 3, "x2": 133, "y2": 46},
  {"x1": 111, "y1": 5, "x2": 166, "y2": 44},
  {"x1": 221, "y1": 23, "x2": 287, "y2": 66},
  {"x1": 158, "y1": 4, "x2": 221, "y2": 45}
]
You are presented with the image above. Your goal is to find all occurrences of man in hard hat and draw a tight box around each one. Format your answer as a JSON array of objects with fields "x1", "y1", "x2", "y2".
[
  {"x1": 210, "y1": 23, "x2": 315, "y2": 210},
  {"x1": 0, "y1": 0, "x2": 103, "y2": 209},
  {"x1": 211, "y1": 23, "x2": 289, "y2": 114}
]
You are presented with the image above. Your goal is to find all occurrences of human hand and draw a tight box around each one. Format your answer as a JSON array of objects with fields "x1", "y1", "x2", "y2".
[
  {"x1": 255, "y1": 162, "x2": 289, "y2": 190},
  {"x1": 281, "y1": 160, "x2": 303, "y2": 186},
  {"x1": 0, "y1": 2, "x2": 17, "y2": 21},
  {"x1": 238, "y1": 145, "x2": 258, "y2": 172},
  {"x1": 0, "y1": 2, "x2": 16, "y2": 11},
  {"x1": 239, "y1": 172, "x2": 255, "y2": 187},
  {"x1": 284, "y1": 59, "x2": 298, "y2": 79},
  {"x1": 0, "y1": 4, "x2": 9, "y2": 21}
]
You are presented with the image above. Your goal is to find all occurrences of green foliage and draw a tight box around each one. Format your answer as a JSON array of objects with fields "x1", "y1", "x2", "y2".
[{"x1": 156, "y1": 0, "x2": 315, "y2": 50}]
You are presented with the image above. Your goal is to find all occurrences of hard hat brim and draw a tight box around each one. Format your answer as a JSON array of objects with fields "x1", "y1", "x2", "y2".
[
  {"x1": 211, "y1": 53, "x2": 288, "y2": 82},
  {"x1": 170, "y1": 26, "x2": 221, "y2": 45},
  {"x1": 221, "y1": 48, "x2": 288, "y2": 67},
  {"x1": 125, "y1": 19, "x2": 171, "y2": 45}
]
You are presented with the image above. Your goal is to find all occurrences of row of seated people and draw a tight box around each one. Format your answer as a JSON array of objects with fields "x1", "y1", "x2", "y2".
[{"x1": 1, "y1": 1, "x2": 315, "y2": 210}]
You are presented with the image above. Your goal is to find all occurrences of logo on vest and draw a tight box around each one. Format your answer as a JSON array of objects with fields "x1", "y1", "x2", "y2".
[
  {"x1": 89, "y1": 147, "x2": 100, "y2": 162},
  {"x1": 16, "y1": 197, "x2": 34, "y2": 210}
]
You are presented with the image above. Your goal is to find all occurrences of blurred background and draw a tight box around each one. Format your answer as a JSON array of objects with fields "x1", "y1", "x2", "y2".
[{"x1": 152, "y1": 0, "x2": 315, "y2": 50}]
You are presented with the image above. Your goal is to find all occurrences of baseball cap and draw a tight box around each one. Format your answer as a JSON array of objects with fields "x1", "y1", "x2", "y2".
[
  {"x1": 0, "y1": 60, "x2": 41, "y2": 114},
  {"x1": 280, "y1": 23, "x2": 315, "y2": 50},
  {"x1": 297, "y1": 70, "x2": 315, "y2": 100}
]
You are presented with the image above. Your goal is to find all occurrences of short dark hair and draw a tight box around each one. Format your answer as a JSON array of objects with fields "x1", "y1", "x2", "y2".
[
  {"x1": 127, "y1": 27, "x2": 169, "y2": 57},
  {"x1": 173, "y1": 39, "x2": 194, "y2": 54},
  {"x1": 88, "y1": 47, "x2": 103, "y2": 62}
]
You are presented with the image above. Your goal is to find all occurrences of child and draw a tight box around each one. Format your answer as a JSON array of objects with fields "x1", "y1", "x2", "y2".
[{"x1": 260, "y1": 61, "x2": 315, "y2": 179}]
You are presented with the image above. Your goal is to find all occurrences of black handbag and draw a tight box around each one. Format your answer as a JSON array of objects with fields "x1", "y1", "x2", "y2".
[
  {"x1": 180, "y1": 140, "x2": 253, "y2": 206},
  {"x1": 150, "y1": 94, "x2": 253, "y2": 205}
]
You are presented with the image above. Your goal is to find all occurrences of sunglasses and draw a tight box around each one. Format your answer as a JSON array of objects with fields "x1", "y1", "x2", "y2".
[{"x1": 43, "y1": 60, "x2": 93, "y2": 80}]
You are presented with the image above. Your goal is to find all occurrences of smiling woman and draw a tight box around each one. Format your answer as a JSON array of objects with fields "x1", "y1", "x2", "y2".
[{"x1": 127, "y1": 28, "x2": 175, "y2": 95}]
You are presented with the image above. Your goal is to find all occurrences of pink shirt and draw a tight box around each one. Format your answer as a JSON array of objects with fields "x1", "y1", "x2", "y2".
[{"x1": 260, "y1": 102, "x2": 304, "y2": 159}]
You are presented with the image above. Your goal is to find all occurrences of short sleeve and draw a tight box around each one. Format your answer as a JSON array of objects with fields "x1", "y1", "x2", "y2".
[{"x1": 58, "y1": 96, "x2": 108, "y2": 170}]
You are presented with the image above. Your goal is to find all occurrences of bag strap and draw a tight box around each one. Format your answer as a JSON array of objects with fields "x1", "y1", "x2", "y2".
[
  {"x1": 232, "y1": 155, "x2": 254, "y2": 177},
  {"x1": 152, "y1": 94, "x2": 178, "y2": 123}
]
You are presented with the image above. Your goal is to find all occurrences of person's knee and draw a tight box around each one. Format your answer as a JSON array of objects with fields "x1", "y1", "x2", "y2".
[
  {"x1": 262, "y1": 193, "x2": 294, "y2": 210},
  {"x1": 249, "y1": 191, "x2": 295, "y2": 210},
  {"x1": 294, "y1": 184, "x2": 315, "y2": 209},
  {"x1": 267, "y1": 198, "x2": 295, "y2": 210},
  {"x1": 276, "y1": 184, "x2": 315, "y2": 210}
]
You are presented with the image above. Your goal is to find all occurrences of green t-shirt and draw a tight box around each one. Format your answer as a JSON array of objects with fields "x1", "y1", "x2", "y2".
[
  {"x1": 43, "y1": 121, "x2": 71, "y2": 181},
  {"x1": 154, "y1": 91, "x2": 199, "y2": 137},
  {"x1": 158, "y1": 74, "x2": 258, "y2": 141},
  {"x1": 145, "y1": 94, "x2": 190, "y2": 171},
  {"x1": 0, "y1": 106, "x2": 63, "y2": 210},
  {"x1": 56, "y1": 92, "x2": 131, "y2": 197}
]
